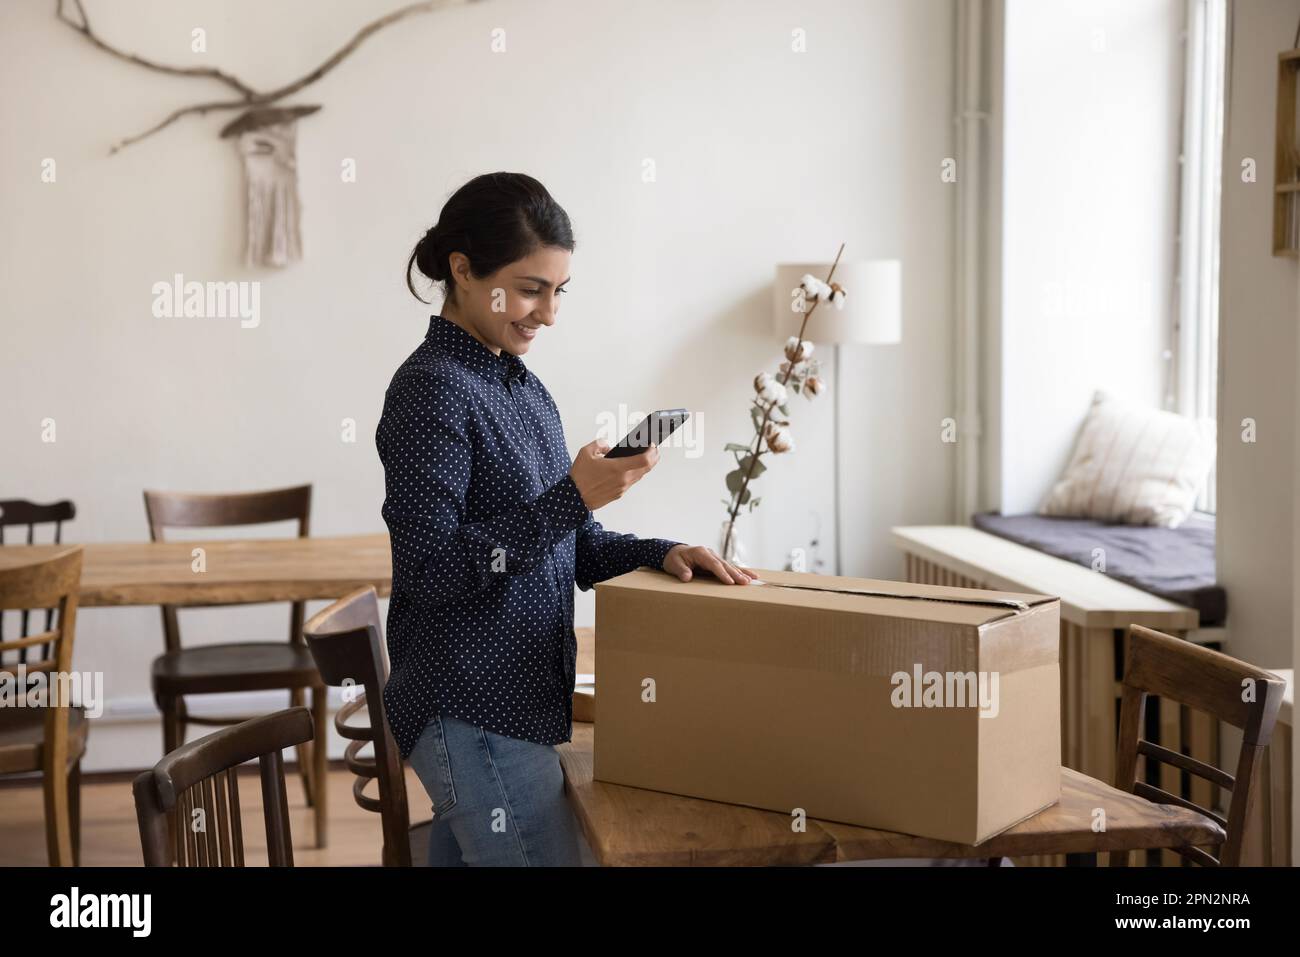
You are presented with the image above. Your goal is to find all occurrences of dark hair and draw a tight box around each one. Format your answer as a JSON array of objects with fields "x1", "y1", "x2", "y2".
[{"x1": 406, "y1": 172, "x2": 576, "y2": 305}]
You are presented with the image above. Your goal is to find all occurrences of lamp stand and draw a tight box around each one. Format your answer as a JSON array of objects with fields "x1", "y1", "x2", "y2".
[{"x1": 833, "y1": 342, "x2": 843, "y2": 577}]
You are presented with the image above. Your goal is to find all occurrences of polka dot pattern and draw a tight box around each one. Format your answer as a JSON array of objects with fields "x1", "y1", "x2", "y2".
[{"x1": 376, "y1": 315, "x2": 683, "y2": 759}]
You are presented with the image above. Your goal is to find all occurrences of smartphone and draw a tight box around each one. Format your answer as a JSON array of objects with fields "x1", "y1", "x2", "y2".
[{"x1": 604, "y1": 409, "x2": 690, "y2": 458}]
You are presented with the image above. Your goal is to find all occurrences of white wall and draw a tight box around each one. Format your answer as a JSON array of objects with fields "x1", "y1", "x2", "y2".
[
  {"x1": 1217, "y1": 0, "x2": 1299, "y2": 673},
  {"x1": 0, "y1": 0, "x2": 956, "y2": 770},
  {"x1": 833, "y1": 1, "x2": 957, "y2": 575},
  {"x1": 1214, "y1": 0, "x2": 1300, "y2": 865},
  {"x1": 998, "y1": 0, "x2": 1183, "y2": 513}
]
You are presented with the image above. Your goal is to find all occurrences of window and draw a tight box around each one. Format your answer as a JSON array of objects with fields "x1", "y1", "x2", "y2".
[{"x1": 1174, "y1": 0, "x2": 1226, "y2": 512}]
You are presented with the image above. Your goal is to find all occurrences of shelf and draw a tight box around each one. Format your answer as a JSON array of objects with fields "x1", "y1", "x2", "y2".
[{"x1": 1273, "y1": 50, "x2": 1300, "y2": 256}]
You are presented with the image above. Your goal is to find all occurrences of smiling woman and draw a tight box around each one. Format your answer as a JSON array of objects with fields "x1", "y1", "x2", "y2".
[{"x1": 382, "y1": 172, "x2": 755, "y2": 867}]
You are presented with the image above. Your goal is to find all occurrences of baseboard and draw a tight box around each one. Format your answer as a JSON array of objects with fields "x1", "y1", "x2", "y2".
[
  {"x1": 0, "y1": 756, "x2": 356, "y2": 789},
  {"x1": 60, "y1": 687, "x2": 355, "y2": 774},
  {"x1": 97, "y1": 686, "x2": 350, "y2": 724}
]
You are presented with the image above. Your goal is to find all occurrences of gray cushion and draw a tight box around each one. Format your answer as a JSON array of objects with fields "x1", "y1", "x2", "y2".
[{"x1": 972, "y1": 511, "x2": 1225, "y2": 626}]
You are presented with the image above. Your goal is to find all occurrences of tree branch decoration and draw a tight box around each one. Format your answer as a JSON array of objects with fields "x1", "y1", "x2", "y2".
[
  {"x1": 721, "y1": 243, "x2": 847, "y2": 561},
  {"x1": 55, "y1": 0, "x2": 479, "y2": 266}
]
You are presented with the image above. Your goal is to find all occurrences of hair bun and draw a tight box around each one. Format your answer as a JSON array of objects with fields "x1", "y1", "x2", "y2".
[{"x1": 416, "y1": 226, "x2": 449, "y2": 282}]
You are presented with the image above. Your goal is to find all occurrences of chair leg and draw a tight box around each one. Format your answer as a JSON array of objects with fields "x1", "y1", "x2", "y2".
[
  {"x1": 311, "y1": 685, "x2": 329, "y2": 849},
  {"x1": 157, "y1": 692, "x2": 179, "y2": 864},
  {"x1": 158, "y1": 693, "x2": 178, "y2": 755},
  {"x1": 290, "y1": 686, "x2": 315, "y2": 808},
  {"x1": 43, "y1": 758, "x2": 74, "y2": 866},
  {"x1": 175, "y1": 695, "x2": 189, "y2": 751},
  {"x1": 70, "y1": 758, "x2": 83, "y2": 866}
]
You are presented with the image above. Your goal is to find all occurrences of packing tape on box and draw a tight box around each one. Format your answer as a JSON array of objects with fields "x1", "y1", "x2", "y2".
[
  {"x1": 751, "y1": 579, "x2": 1031, "y2": 613},
  {"x1": 600, "y1": 605, "x2": 1056, "y2": 677}
]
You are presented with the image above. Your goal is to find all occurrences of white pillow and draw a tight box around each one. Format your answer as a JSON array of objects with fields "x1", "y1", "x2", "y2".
[{"x1": 1040, "y1": 391, "x2": 1216, "y2": 528}]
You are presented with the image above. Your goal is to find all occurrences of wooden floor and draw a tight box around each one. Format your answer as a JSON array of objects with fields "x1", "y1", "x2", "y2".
[{"x1": 0, "y1": 762, "x2": 433, "y2": 867}]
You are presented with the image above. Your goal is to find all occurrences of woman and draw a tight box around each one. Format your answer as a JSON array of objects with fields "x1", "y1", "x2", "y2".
[{"x1": 378, "y1": 171, "x2": 755, "y2": 866}]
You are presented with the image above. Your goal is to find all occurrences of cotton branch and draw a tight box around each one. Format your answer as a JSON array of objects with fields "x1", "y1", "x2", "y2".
[{"x1": 721, "y1": 242, "x2": 846, "y2": 560}]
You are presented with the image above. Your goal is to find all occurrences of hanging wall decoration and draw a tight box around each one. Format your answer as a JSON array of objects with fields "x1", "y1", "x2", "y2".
[
  {"x1": 221, "y1": 107, "x2": 318, "y2": 267},
  {"x1": 56, "y1": 0, "x2": 479, "y2": 267}
]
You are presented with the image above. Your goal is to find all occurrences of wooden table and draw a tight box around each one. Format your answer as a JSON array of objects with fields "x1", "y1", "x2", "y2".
[
  {"x1": 0, "y1": 533, "x2": 392, "y2": 855},
  {"x1": 0, "y1": 533, "x2": 392, "y2": 606},
  {"x1": 558, "y1": 723, "x2": 1226, "y2": 866}
]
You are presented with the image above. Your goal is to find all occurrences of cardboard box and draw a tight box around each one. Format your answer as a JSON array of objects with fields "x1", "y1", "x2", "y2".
[{"x1": 592, "y1": 568, "x2": 1061, "y2": 845}]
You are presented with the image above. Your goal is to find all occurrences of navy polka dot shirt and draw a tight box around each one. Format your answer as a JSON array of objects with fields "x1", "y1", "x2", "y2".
[{"x1": 377, "y1": 315, "x2": 684, "y2": 759}]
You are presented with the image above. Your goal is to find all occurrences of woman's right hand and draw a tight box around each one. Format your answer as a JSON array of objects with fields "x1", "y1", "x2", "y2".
[{"x1": 569, "y1": 439, "x2": 659, "y2": 510}]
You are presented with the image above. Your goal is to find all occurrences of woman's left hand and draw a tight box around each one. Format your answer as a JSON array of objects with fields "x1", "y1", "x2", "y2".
[{"x1": 662, "y1": 544, "x2": 757, "y2": 585}]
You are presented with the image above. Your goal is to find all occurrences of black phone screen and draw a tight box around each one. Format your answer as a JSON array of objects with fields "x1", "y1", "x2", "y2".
[{"x1": 604, "y1": 409, "x2": 690, "y2": 458}]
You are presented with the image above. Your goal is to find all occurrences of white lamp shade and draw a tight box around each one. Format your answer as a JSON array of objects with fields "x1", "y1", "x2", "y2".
[{"x1": 772, "y1": 260, "x2": 902, "y2": 345}]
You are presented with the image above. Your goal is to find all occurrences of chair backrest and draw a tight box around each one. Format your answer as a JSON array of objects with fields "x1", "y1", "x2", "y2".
[
  {"x1": 133, "y1": 706, "x2": 314, "y2": 866},
  {"x1": 0, "y1": 499, "x2": 76, "y2": 667},
  {"x1": 142, "y1": 485, "x2": 311, "y2": 653},
  {"x1": 0, "y1": 547, "x2": 83, "y2": 696},
  {"x1": 1113, "y1": 624, "x2": 1287, "y2": 866},
  {"x1": 303, "y1": 586, "x2": 414, "y2": 866},
  {"x1": 0, "y1": 499, "x2": 75, "y2": 545}
]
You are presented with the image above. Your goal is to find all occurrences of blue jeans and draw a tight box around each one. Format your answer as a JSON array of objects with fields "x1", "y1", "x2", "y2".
[{"x1": 407, "y1": 712, "x2": 589, "y2": 866}]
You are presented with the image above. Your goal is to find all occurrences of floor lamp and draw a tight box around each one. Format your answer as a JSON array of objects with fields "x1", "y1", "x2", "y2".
[{"x1": 772, "y1": 260, "x2": 902, "y2": 575}]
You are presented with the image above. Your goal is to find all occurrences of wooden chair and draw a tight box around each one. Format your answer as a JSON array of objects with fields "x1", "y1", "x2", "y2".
[
  {"x1": 1109, "y1": 624, "x2": 1288, "y2": 866},
  {"x1": 303, "y1": 586, "x2": 430, "y2": 866},
  {"x1": 0, "y1": 499, "x2": 76, "y2": 674},
  {"x1": 0, "y1": 499, "x2": 76, "y2": 547},
  {"x1": 0, "y1": 546, "x2": 87, "y2": 866},
  {"x1": 133, "y1": 706, "x2": 314, "y2": 866},
  {"x1": 143, "y1": 484, "x2": 328, "y2": 849}
]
